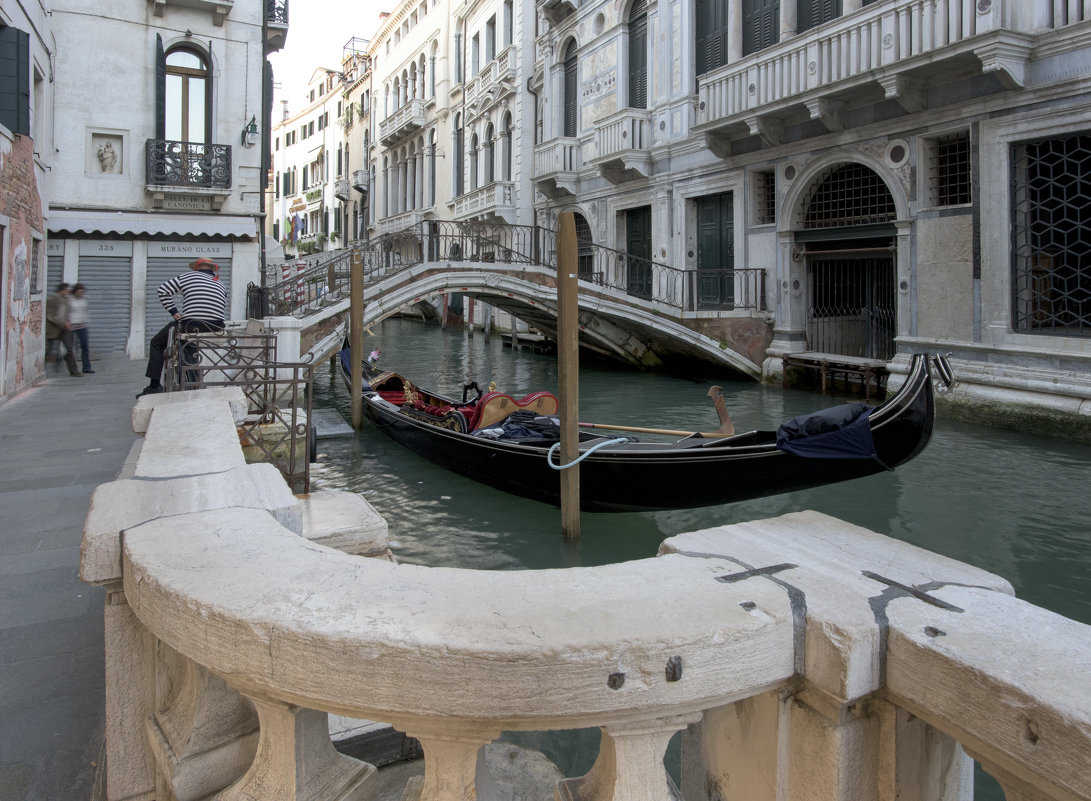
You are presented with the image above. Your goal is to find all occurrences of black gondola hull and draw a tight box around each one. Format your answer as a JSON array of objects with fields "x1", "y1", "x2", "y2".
[{"x1": 346, "y1": 353, "x2": 935, "y2": 513}]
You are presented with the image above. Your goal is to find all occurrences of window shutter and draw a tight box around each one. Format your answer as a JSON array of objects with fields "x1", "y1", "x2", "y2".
[
  {"x1": 628, "y1": 1, "x2": 648, "y2": 109},
  {"x1": 155, "y1": 34, "x2": 166, "y2": 140},
  {"x1": 744, "y1": 0, "x2": 779, "y2": 55},
  {"x1": 696, "y1": 0, "x2": 728, "y2": 76},
  {"x1": 564, "y1": 43, "x2": 578, "y2": 138},
  {"x1": 0, "y1": 27, "x2": 30, "y2": 136}
]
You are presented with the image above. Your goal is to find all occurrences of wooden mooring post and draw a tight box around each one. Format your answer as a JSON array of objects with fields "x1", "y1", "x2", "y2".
[{"x1": 557, "y1": 212, "x2": 580, "y2": 539}]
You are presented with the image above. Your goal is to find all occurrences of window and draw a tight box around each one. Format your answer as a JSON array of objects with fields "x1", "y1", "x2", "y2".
[
  {"x1": 628, "y1": 0, "x2": 648, "y2": 109},
  {"x1": 486, "y1": 16, "x2": 496, "y2": 62},
  {"x1": 470, "y1": 133, "x2": 479, "y2": 190},
  {"x1": 276, "y1": 171, "x2": 281, "y2": 198},
  {"x1": 472, "y1": 33, "x2": 480, "y2": 75},
  {"x1": 803, "y1": 163, "x2": 895, "y2": 229},
  {"x1": 928, "y1": 131, "x2": 972, "y2": 207},
  {"x1": 453, "y1": 114, "x2": 464, "y2": 197},
  {"x1": 1012, "y1": 131, "x2": 1091, "y2": 335},
  {"x1": 504, "y1": 0, "x2": 514, "y2": 47},
  {"x1": 743, "y1": 0, "x2": 779, "y2": 56},
  {"x1": 30, "y1": 237, "x2": 42, "y2": 294},
  {"x1": 0, "y1": 27, "x2": 30, "y2": 136},
  {"x1": 754, "y1": 169, "x2": 776, "y2": 225},
  {"x1": 484, "y1": 124, "x2": 495, "y2": 184},
  {"x1": 164, "y1": 46, "x2": 210, "y2": 142},
  {"x1": 275, "y1": 136, "x2": 280, "y2": 151},
  {"x1": 308, "y1": 121, "x2": 314, "y2": 136},
  {"x1": 696, "y1": 0, "x2": 729, "y2": 76},
  {"x1": 797, "y1": 0, "x2": 841, "y2": 34},
  {"x1": 563, "y1": 41, "x2": 578, "y2": 138}
]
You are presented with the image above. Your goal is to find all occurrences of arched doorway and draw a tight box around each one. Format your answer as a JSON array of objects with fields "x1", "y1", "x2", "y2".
[{"x1": 797, "y1": 162, "x2": 898, "y2": 360}]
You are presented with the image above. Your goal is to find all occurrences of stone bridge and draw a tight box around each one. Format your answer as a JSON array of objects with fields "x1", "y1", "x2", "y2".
[{"x1": 265, "y1": 222, "x2": 772, "y2": 378}]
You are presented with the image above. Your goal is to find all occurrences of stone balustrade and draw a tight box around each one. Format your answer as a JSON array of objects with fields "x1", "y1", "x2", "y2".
[{"x1": 83, "y1": 390, "x2": 1091, "y2": 801}]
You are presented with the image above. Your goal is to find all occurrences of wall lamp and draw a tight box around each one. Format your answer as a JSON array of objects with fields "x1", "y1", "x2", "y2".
[{"x1": 242, "y1": 116, "x2": 259, "y2": 147}]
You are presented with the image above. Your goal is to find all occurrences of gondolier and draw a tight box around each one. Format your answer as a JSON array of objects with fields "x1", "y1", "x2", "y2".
[{"x1": 136, "y1": 257, "x2": 228, "y2": 398}]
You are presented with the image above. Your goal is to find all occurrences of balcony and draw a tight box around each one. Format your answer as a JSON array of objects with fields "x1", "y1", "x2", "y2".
[
  {"x1": 150, "y1": 0, "x2": 233, "y2": 26},
  {"x1": 465, "y1": 45, "x2": 518, "y2": 112},
  {"x1": 453, "y1": 181, "x2": 516, "y2": 223},
  {"x1": 532, "y1": 137, "x2": 580, "y2": 199},
  {"x1": 538, "y1": 0, "x2": 576, "y2": 26},
  {"x1": 378, "y1": 98, "x2": 426, "y2": 146},
  {"x1": 589, "y1": 109, "x2": 652, "y2": 184},
  {"x1": 352, "y1": 168, "x2": 369, "y2": 193},
  {"x1": 378, "y1": 208, "x2": 425, "y2": 235},
  {"x1": 694, "y1": 0, "x2": 1034, "y2": 148},
  {"x1": 265, "y1": 0, "x2": 288, "y2": 52},
  {"x1": 145, "y1": 139, "x2": 231, "y2": 210},
  {"x1": 334, "y1": 178, "x2": 351, "y2": 202}
]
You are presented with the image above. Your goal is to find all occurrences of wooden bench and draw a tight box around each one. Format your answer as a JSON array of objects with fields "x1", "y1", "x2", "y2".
[{"x1": 782, "y1": 352, "x2": 889, "y2": 401}]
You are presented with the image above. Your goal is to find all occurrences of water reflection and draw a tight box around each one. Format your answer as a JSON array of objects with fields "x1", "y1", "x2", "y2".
[{"x1": 313, "y1": 318, "x2": 1091, "y2": 627}]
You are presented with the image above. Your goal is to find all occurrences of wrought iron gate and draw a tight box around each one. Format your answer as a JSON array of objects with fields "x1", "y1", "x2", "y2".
[{"x1": 806, "y1": 250, "x2": 895, "y2": 360}]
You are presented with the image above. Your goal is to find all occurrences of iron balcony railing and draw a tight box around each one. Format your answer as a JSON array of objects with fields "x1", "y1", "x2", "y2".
[
  {"x1": 266, "y1": 0, "x2": 288, "y2": 25},
  {"x1": 262, "y1": 221, "x2": 768, "y2": 320},
  {"x1": 146, "y1": 139, "x2": 231, "y2": 189}
]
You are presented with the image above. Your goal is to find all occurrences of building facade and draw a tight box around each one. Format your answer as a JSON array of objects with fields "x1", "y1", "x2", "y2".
[
  {"x1": 0, "y1": 0, "x2": 53, "y2": 403},
  {"x1": 269, "y1": 0, "x2": 1091, "y2": 425}
]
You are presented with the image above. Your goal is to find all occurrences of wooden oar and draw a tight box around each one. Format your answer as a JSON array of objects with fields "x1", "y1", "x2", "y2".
[
  {"x1": 578, "y1": 385, "x2": 736, "y2": 440},
  {"x1": 578, "y1": 421, "x2": 734, "y2": 439}
]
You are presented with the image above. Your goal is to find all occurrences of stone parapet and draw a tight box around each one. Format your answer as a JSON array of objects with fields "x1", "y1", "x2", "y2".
[{"x1": 86, "y1": 390, "x2": 1091, "y2": 801}]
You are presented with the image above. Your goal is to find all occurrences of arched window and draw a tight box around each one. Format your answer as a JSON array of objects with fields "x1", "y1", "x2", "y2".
[
  {"x1": 502, "y1": 113, "x2": 513, "y2": 181},
  {"x1": 453, "y1": 113, "x2": 464, "y2": 197},
  {"x1": 164, "y1": 45, "x2": 210, "y2": 142},
  {"x1": 469, "y1": 132, "x2": 479, "y2": 190},
  {"x1": 563, "y1": 40, "x2": 578, "y2": 138},
  {"x1": 484, "y1": 123, "x2": 495, "y2": 184},
  {"x1": 428, "y1": 129, "x2": 437, "y2": 206},
  {"x1": 628, "y1": 0, "x2": 648, "y2": 109}
]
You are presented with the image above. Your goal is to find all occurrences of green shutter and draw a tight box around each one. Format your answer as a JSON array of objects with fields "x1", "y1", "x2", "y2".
[{"x1": 0, "y1": 27, "x2": 30, "y2": 136}]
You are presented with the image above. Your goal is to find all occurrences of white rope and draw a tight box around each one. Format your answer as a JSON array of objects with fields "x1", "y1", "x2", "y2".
[{"x1": 546, "y1": 438, "x2": 631, "y2": 470}]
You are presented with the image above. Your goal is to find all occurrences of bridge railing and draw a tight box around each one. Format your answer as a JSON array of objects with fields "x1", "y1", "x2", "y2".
[{"x1": 263, "y1": 221, "x2": 769, "y2": 318}]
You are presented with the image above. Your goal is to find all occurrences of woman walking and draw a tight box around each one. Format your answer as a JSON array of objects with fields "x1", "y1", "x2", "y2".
[{"x1": 68, "y1": 283, "x2": 94, "y2": 374}]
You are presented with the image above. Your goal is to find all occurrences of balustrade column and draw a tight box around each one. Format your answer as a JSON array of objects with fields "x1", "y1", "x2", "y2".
[
  {"x1": 218, "y1": 696, "x2": 375, "y2": 801},
  {"x1": 399, "y1": 722, "x2": 502, "y2": 801},
  {"x1": 560, "y1": 715, "x2": 700, "y2": 801},
  {"x1": 875, "y1": 701, "x2": 972, "y2": 801}
]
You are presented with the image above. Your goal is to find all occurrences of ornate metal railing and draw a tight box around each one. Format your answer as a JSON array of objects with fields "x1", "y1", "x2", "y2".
[
  {"x1": 263, "y1": 220, "x2": 768, "y2": 319},
  {"x1": 163, "y1": 325, "x2": 314, "y2": 492},
  {"x1": 266, "y1": 0, "x2": 288, "y2": 25},
  {"x1": 145, "y1": 139, "x2": 231, "y2": 189}
]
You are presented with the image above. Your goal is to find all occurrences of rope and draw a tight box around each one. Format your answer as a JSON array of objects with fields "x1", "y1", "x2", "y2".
[{"x1": 546, "y1": 438, "x2": 631, "y2": 470}]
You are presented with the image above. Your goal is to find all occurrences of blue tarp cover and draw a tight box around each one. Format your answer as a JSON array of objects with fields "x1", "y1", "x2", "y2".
[{"x1": 775, "y1": 402, "x2": 876, "y2": 460}]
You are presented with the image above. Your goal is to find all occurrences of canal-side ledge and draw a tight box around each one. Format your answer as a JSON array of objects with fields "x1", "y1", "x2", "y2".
[{"x1": 82, "y1": 388, "x2": 1091, "y2": 801}]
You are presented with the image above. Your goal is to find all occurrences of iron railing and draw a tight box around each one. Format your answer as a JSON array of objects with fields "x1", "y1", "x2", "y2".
[
  {"x1": 164, "y1": 325, "x2": 314, "y2": 492},
  {"x1": 263, "y1": 221, "x2": 769, "y2": 319},
  {"x1": 266, "y1": 0, "x2": 288, "y2": 24},
  {"x1": 146, "y1": 139, "x2": 231, "y2": 189}
]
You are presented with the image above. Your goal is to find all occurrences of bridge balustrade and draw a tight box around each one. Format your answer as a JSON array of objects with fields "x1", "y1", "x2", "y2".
[
  {"x1": 84, "y1": 389, "x2": 1091, "y2": 801},
  {"x1": 262, "y1": 221, "x2": 769, "y2": 320}
]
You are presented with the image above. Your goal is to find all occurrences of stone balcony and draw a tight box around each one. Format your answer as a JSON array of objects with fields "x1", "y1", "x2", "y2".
[
  {"x1": 82, "y1": 387, "x2": 1091, "y2": 801},
  {"x1": 352, "y1": 168, "x2": 370, "y2": 193},
  {"x1": 532, "y1": 137, "x2": 581, "y2": 199},
  {"x1": 465, "y1": 45, "x2": 517, "y2": 112},
  {"x1": 379, "y1": 98, "x2": 426, "y2": 146},
  {"x1": 694, "y1": 0, "x2": 1037, "y2": 149},
  {"x1": 588, "y1": 109, "x2": 653, "y2": 184},
  {"x1": 334, "y1": 177, "x2": 351, "y2": 202},
  {"x1": 452, "y1": 181, "x2": 516, "y2": 223}
]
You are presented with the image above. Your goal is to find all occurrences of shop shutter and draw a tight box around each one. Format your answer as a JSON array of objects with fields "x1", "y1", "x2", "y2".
[
  {"x1": 47, "y1": 255, "x2": 64, "y2": 296},
  {"x1": 77, "y1": 256, "x2": 133, "y2": 352}
]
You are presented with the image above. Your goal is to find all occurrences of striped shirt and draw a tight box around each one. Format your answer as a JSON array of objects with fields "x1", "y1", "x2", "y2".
[{"x1": 157, "y1": 269, "x2": 228, "y2": 322}]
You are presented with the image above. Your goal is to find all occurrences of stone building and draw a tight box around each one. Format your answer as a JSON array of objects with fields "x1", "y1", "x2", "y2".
[
  {"x1": 39, "y1": 0, "x2": 285, "y2": 361},
  {"x1": 337, "y1": 37, "x2": 375, "y2": 246},
  {"x1": 270, "y1": 68, "x2": 345, "y2": 259}
]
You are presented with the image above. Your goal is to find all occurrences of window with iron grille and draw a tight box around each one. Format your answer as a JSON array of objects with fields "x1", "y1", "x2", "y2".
[
  {"x1": 928, "y1": 131, "x2": 972, "y2": 206},
  {"x1": 802, "y1": 163, "x2": 895, "y2": 229},
  {"x1": 30, "y1": 237, "x2": 41, "y2": 294},
  {"x1": 1011, "y1": 132, "x2": 1091, "y2": 336},
  {"x1": 754, "y1": 170, "x2": 776, "y2": 225}
]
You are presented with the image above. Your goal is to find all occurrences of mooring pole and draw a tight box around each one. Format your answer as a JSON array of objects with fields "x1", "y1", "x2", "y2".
[
  {"x1": 350, "y1": 249, "x2": 364, "y2": 429},
  {"x1": 556, "y1": 212, "x2": 580, "y2": 539}
]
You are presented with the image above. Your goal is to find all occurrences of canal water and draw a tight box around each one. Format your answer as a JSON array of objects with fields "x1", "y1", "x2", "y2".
[{"x1": 311, "y1": 317, "x2": 1091, "y2": 795}]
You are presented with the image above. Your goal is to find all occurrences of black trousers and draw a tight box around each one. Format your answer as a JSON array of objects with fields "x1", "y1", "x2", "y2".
[{"x1": 145, "y1": 319, "x2": 224, "y2": 384}]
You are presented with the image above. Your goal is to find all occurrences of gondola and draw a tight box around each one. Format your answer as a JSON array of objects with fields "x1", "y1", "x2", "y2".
[{"x1": 338, "y1": 345, "x2": 939, "y2": 513}]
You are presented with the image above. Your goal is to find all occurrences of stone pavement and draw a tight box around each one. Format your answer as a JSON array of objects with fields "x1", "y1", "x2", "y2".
[{"x1": 0, "y1": 353, "x2": 146, "y2": 801}]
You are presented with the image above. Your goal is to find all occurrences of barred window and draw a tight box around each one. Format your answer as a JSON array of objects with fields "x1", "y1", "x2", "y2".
[
  {"x1": 754, "y1": 169, "x2": 776, "y2": 225},
  {"x1": 30, "y1": 238, "x2": 41, "y2": 294},
  {"x1": 1011, "y1": 132, "x2": 1091, "y2": 336},
  {"x1": 928, "y1": 132, "x2": 972, "y2": 206},
  {"x1": 802, "y1": 163, "x2": 895, "y2": 229}
]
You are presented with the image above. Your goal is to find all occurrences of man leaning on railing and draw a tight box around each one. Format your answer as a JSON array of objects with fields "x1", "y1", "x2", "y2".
[{"x1": 137, "y1": 257, "x2": 228, "y2": 398}]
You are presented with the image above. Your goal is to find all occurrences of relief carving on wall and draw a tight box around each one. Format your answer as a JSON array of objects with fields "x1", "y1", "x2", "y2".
[{"x1": 89, "y1": 133, "x2": 124, "y2": 175}]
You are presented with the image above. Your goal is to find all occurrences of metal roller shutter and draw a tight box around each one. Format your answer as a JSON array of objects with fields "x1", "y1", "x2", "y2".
[
  {"x1": 145, "y1": 258, "x2": 232, "y2": 337},
  {"x1": 76, "y1": 256, "x2": 132, "y2": 352},
  {"x1": 46, "y1": 255, "x2": 63, "y2": 295}
]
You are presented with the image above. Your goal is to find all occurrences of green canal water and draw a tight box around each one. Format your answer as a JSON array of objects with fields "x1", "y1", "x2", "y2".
[{"x1": 310, "y1": 317, "x2": 1091, "y2": 796}]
